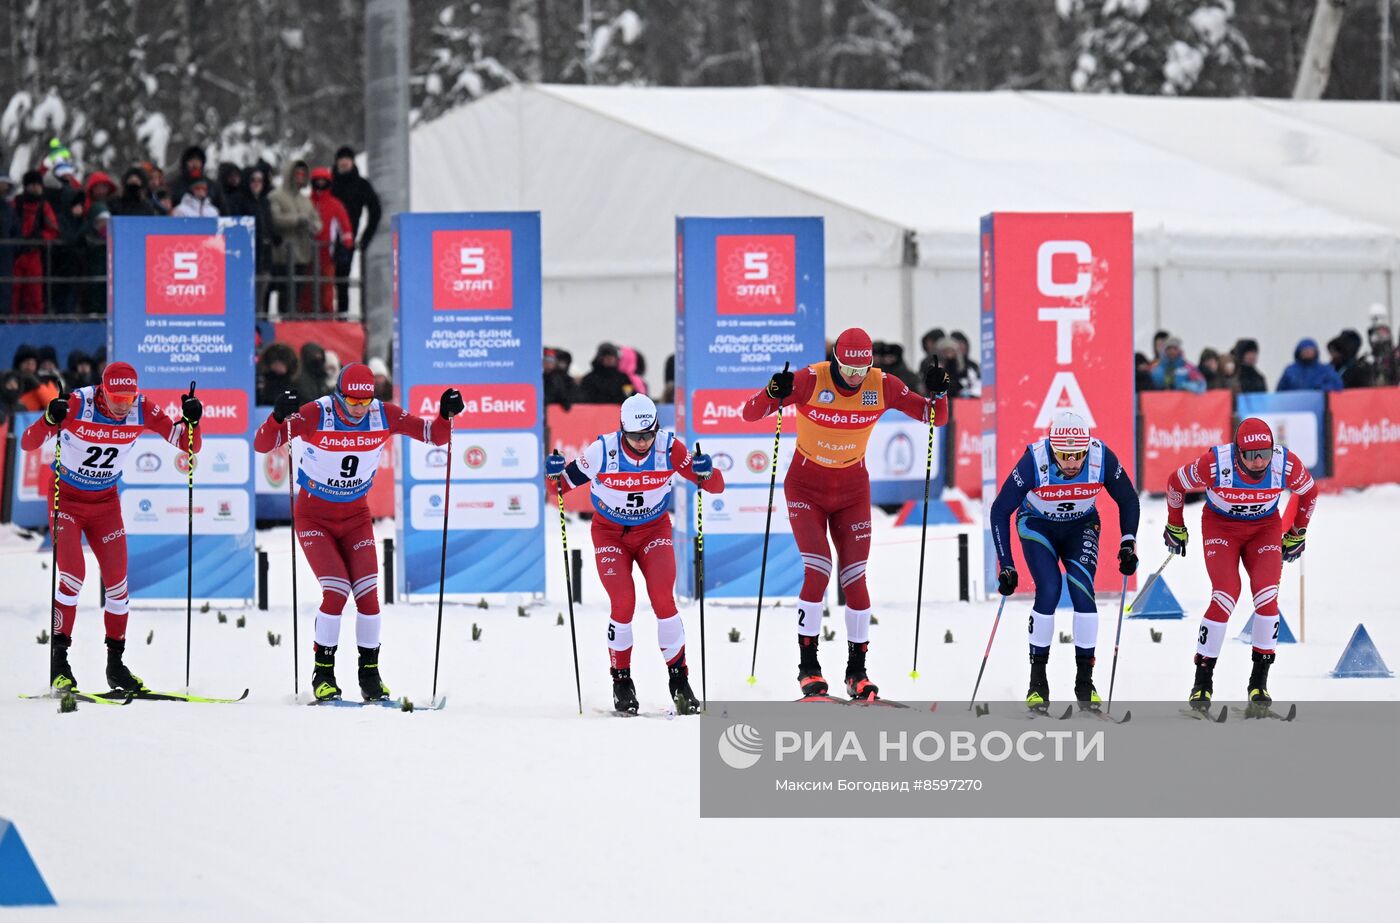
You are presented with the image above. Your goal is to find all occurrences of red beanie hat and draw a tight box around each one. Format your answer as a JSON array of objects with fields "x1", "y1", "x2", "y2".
[
  {"x1": 834, "y1": 328, "x2": 874, "y2": 368},
  {"x1": 102, "y1": 361, "x2": 140, "y2": 397},
  {"x1": 337, "y1": 362, "x2": 376, "y2": 400},
  {"x1": 1235, "y1": 417, "x2": 1274, "y2": 454}
]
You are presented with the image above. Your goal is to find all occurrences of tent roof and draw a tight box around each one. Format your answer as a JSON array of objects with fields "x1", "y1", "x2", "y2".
[{"x1": 411, "y1": 84, "x2": 1400, "y2": 273}]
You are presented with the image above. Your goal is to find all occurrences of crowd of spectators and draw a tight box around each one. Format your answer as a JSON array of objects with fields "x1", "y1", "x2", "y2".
[
  {"x1": 1, "y1": 139, "x2": 380, "y2": 317},
  {"x1": 0, "y1": 342, "x2": 105, "y2": 427}
]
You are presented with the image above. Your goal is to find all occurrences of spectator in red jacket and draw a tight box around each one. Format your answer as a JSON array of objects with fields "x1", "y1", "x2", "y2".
[
  {"x1": 302, "y1": 167, "x2": 354, "y2": 314},
  {"x1": 11, "y1": 171, "x2": 59, "y2": 315}
]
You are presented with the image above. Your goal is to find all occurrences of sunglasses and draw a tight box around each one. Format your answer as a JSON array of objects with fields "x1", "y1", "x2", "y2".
[
  {"x1": 1240, "y1": 447, "x2": 1271, "y2": 463},
  {"x1": 837, "y1": 362, "x2": 872, "y2": 379},
  {"x1": 624, "y1": 430, "x2": 657, "y2": 443},
  {"x1": 1053, "y1": 449, "x2": 1088, "y2": 463},
  {"x1": 343, "y1": 396, "x2": 373, "y2": 407}
]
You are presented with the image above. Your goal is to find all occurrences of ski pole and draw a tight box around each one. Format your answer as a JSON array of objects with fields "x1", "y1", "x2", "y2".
[
  {"x1": 1106, "y1": 574, "x2": 1129, "y2": 715},
  {"x1": 747, "y1": 363, "x2": 787, "y2": 686},
  {"x1": 968, "y1": 594, "x2": 1008, "y2": 710},
  {"x1": 431, "y1": 420, "x2": 454, "y2": 703},
  {"x1": 695, "y1": 441, "x2": 707, "y2": 711},
  {"x1": 555, "y1": 451, "x2": 583, "y2": 714},
  {"x1": 184, "y1": 381, "x2": 197, "y2": 693},
  {"x1": 909, "y1": 390, "x2": 937, "y2": 680},
  {"x1": 1125, "y1": 553, "x2": 1172, "y2": 614},
  {"x1": 48, "y1": 435, "x2": 62, "y2": 689},
  {"x1": 286, "y1": 419, "x2": 299, "y2": 696}
]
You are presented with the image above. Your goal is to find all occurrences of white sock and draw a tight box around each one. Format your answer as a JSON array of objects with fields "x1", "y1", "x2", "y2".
[
  {"x1": 315, "y1": 610, "x2": 342, "y2": 647},
  {"x1": 356, "y1": 613, "x2": 382, "y2": 650},
  {"x1": 608, "y1": 619, "x2": 633, "y2": 654},
  {"x1": 1196, "y1": 617, "x2": 1228, "y2": 658},
  {"x1": 1072, "y1": 610, "x2": 1098, "y2": 651},
  {"x1": 1250, "y1": 613, "x2": 1280, "y2": 653},
  {"x1": 844, "y1": 606, "x2": 872, "y2": 644},
  {"x1": 657, "y1": 614, "x2": 685, "y2": 663},
  {"x1": 1029, "y1": 609, "x2": 1054, "y2": 649},
  {"x1": 796, "y1": 599, "x2": 823, "y2": 638}
]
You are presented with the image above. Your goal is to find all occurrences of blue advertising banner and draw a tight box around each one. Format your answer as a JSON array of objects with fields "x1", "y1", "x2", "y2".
[
  {"x1": 1235, "y1": 391, "x2": 1327, "y2": 478},
  {"x1": 673, "y1": 217, "x2": 825, "y2": 598},
  {"x1": 108, "y1": 216, "x2": 257, "y2": 600},
  {"x1": 392, "y1": 212, "x2": 544, "y2": 596}
]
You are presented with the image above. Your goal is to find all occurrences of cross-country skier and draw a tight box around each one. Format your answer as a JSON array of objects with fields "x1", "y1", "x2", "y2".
[
  {"x1": 22, "y1": 362, "x2": 203, "y2": 692},
  {"x1": 253, "y1": 363, "x2": 463, "y2": 701},
  {"x1": 740, "y1": 327, "x2": 949, "y2": 701},
  {"x1": 988, "y1": 411, "x2": 1140, "y2": 712},
  {"x1": 1164, "y1": 417, "x2": 1316, "y2": 711},
  {"x1": 545, "y1": 394, "x2": 722, "y2": 714}
]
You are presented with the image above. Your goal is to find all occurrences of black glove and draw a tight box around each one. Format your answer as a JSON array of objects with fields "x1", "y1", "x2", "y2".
[
  {"x1": 439, "y1": 388, "x2": 465, "y2": 419},
  {"x1": 1117, "y1": 539, "x2": 1138, "y2": 576},
  {"x1": 765, "y1": 362, "x2": 793, "y2": 401},
  {"x1": 923, "y1": 357, "x2": 951, "y2": 397},
  {"x1": 45, "y1": 396, "x2": 69, "y2": 426},
  {"x1": 997, "y1": 565, "x2": 1018, "y2": 597},
  {"x1": 181, "y1": 384, "x2": 202, "y2": 426},
  {"x1": 272, "y1": 390, "x2": 300, "y2": 424}
]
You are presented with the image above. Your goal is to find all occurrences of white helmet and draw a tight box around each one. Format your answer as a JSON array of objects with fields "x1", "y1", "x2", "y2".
[
  {"x1": 620, "y1": 394, "x2": 659, "y2": 435},
  {"x1": 1048, "y1": 410, "x2": 1090, "y2": 453}
]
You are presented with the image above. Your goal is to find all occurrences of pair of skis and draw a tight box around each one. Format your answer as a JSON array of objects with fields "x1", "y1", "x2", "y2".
[{"x1": 20, "y1": 687, "x2": 249, "y2": 705}]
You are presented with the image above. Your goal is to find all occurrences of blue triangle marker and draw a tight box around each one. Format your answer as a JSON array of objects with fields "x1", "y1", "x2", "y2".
[
  {"x1": 1125, "y1": 575, "x2": 1184, "y2": 620},
  {"x1": 1331, "y1": 624, "x2": 1394, "y2": 678},
  {"x1": 1235, "y1": 613, "x2": 1297, "y2": 645},
  {"x1": 0, "y1": 817, "x2": 55, "y2": 907}
]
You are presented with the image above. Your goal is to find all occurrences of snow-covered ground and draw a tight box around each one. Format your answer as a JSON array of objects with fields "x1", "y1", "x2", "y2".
[{"x1": 3, "y1": 487, "x2": 1398, "y2": 921}]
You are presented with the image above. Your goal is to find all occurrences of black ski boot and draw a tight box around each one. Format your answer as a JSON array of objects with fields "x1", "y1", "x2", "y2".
[
  {"x1": 312, "y1": 644, "x2": 341, "y2": 701},
  {"x1": 1247, "y1": 650, "x2": 1274, "y2": 714},
  {"x1": 105, "y1": 637, "x2": 146, "y2": 693},
  {"x1": 358, "y1": 646, "x2": 390, "y2": 702},
  {"x1": 797, "y1": 635, "x2": 828, "y2": 697},
  {"x1": 1073, "y1": 654, "x2": 1101, "y2": 711},
  {"x1": 50, "y1": 632, "x2": 77, "y2": 693},
  {"x1": 667, "y1": 659, "x2": 701, "y2": 714},
  {"x1": 1026, "y1": 652, "x2": 1050, "y2": 712},
  {"x1": 611, "y1": 667, "x2": 639, "y2": 714},
  {"x1": 1188, "y1": 653, "x2": 1217, "y2": 712},
  {"x1": 844, "y1": 641, "x2": 879, "y2": 701}
]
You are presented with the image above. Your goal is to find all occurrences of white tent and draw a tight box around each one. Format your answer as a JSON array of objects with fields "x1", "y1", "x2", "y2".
[{"x1": 411, "y1": 84, "x2": 1400, "y2": 389}]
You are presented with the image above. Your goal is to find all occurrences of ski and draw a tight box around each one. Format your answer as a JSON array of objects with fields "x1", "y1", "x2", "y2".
[
  {"x1": 19, "y1": 689, "x2": 134, "y2": 706},
  {"x1": 1230, "y1": 703, "x2": 1297, "y2": 722},
  {"x1": 1062, "y1": 706, "x2": 1131, "y2": 724},
  {"x1": 796, "y1": 694, "x2": 849, "y2": 705},
  {"x1": 848, "y1": 696, "x2": 910, "y2": 709},
  {"x1": 130, "y1": 688, "x2": 249, "y2": 704},
  {"x1": 1179, "y1": 705, "x2": 1228, "y2": 723},
  {"x1": 1025, "y1": 705, "x2": 1075, "y2": 720},
  {"x1": 591, "y1": 706, "x2": 677, "y2": 720},
  {"x1": 308, "y1": 696, "x2": 446, "y2": 711}
]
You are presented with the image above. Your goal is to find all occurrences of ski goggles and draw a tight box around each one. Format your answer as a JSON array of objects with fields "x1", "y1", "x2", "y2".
[
  {"x1": 1239, "y1": 447, "x2": 1272, "y2": 463},
  {"x1": 623, "y1": 429, "x2": 657, "y2": 443},
  {"x1": 343, "y1": 395, "x2": 373, "y2": 407},
  {"x1": 836, "y1": 361, "x2": 872, "y2": 379},
  {"x1": 1052, "y1": 448, "x2": 1088, "y2": 463}
]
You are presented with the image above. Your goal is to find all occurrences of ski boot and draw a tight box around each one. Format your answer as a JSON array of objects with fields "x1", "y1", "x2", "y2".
[
  {"x1": 611, "y1": 667, "x2": 639, "y2": 714},
  {"x1": 1026, "y1": 652, "x2": 1050, "y2": 713},
  {"x1": 358, "y1": 646, "x2": 391, "y2": 702},
  {"x1": 1073, "y1": 653, "x2": 1102, "y2": 712},
  {"x1": 797, "y1": 635, "x2": 828, "y2": 697},
  {"x1": 667, "y1": 659, "x2": 701, "y2": 715},
  {"x1": 1246, "y1": 650, "x2": 1274, "y2": 717},
  {"x1": 312, "y1": 644, "x2": 342, "y2": 701},
  {"x1": 1188, "y1": 653, "x2": 1216, "y2": 713},
  {"x1": 844, "y1": 641, "x2": 879, "y2": 701},
  {"x1": 50, "y1": 632, "x2": 77, "y2": 693},
  {"x1": 105, "y1": 637, "x2": 146, "y2": 694}
]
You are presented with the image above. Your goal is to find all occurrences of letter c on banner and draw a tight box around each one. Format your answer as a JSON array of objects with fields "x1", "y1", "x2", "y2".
[{"x1": 1037, "y1": 240, "x2": 1092, "y2": 298}]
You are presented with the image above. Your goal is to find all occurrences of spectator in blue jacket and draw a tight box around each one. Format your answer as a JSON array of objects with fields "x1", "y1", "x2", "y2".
[
  {"x1": 1277, "y1": 337, "x2": 1343, "y2": 393},
  {"x1": 1149, "y1": 337, "x2": 1206, "y2": 393}
]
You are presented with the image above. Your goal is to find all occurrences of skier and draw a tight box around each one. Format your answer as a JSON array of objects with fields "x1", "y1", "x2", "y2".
[
  {"x1": 741, "y1": 327, "x2": 950, "y2": 701},
  {"x1": 1164, "y1": 417, "x2": 1316, "y2": 711},
  {"x1": 545, "y1": 394, "x2": 722, "y2": 714},
  {"x1": 988, "y1": 411, "x2": 1140, "y2": 712},
  {"x1": 254, "y1": 363, "x2": 463, "y2": 701},
  {"x1": 21, "y1": 362, "x2": 203, "y2": 692}
]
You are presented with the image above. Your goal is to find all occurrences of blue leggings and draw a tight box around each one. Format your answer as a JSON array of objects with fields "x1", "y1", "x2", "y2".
[{"x1": 1017, "y1": 513, "x2": 1101, "y2": 656}]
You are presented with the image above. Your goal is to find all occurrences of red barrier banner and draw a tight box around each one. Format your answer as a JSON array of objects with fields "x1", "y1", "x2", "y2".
[
  {"x1": 980, "y1": 212, "x2": 1135, "y2": 596},
  {"x1": 546, "y1": 404, "x2": 624, "y2": 513},
  {"x1": 951, "y1": 397, "x2": 982, "y2": 498},
  {"x1": 1329, "y1": 387, "x2": 1400, "y2": 488},
  {"x1": 1139, "y1": 390, "x2": 1232, "y2": 491}
]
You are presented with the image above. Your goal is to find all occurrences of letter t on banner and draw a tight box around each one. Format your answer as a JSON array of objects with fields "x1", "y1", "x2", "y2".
[{"x1": 979, "y1": 213, "x2": 1135, "y2": 599}]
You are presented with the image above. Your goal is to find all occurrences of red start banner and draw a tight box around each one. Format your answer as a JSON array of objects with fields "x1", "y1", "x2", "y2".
[
  {"x1": 145, "y1": 387, "x2": 249, "y2": 436},
  {"x1": 951, "y1": 397, "x2": 982, "y2": 498},
  {"x1": 689, "y1": 387, "x2": 798, "y2": 435},
  {"x1": 1328, "y1": 387, "x2": 1400, "y2": 488},
  {"x1": 980, "y1": 212, "x2": 1135, "y2": 597},
  {"x1": 145, "y1": 234, "x2": 226, "y2": 314},
  {"x1": 408, "y1": 383, "x2": 535, "y2": 430},
  {"x1": 1139, "y1": 390, "x2": 1232, "y2": 490}
]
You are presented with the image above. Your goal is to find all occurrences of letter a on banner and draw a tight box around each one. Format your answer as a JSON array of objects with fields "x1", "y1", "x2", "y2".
[
  {"x1": 392, "y1": 212, "x2": 545, "y2": 596},
  {"x1": 979, "y1": 213, "x2": 1135, "y2": 599},
  {"x1": 108, "y1": 216, "x2": 257, "y2": 601}
]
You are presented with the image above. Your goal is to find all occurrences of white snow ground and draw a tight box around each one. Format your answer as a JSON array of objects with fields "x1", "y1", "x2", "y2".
[{"x1": 3, "y1": 486, "x2": 1398, "y2": 921}]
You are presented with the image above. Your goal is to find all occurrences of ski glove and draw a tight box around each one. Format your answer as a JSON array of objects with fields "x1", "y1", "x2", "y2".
[
  {"x1": 45, "y1": 396, "x2": 69, "y2": 426},
  {"x1": 766, "y1": 362, "x2": 794, "y2": 401},
  {"x1": 439, "y1": 388, "x2": 465, "y2": 419},
  {"x1": 181, "y1": 389, "x2": 203, "y2": 426},
  {"x1": 1117, "y1": 539, "x2": 1138, "y2": 576},
  {"x1": 997, "y1": 565, "x2": 1018, "y2": 597},
  {"x1": 923, "y1": 357, "x2": 951, "y2": 398},
  {"x1": 1281, "y1": 528, "x2": 1306, "y2": 563},
  {"x1": 1163, "y1": 523, "x2": 1189, "y2": 556},
  {"x1": 544, "y1": 451, "x2": 566, "y2": 480},
  {"x1": 691, "y1": 453, "x2": 713, "y2": 480},
  {"x1": 272, "y1": 390, "x2": 301, "y2": 424}
]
